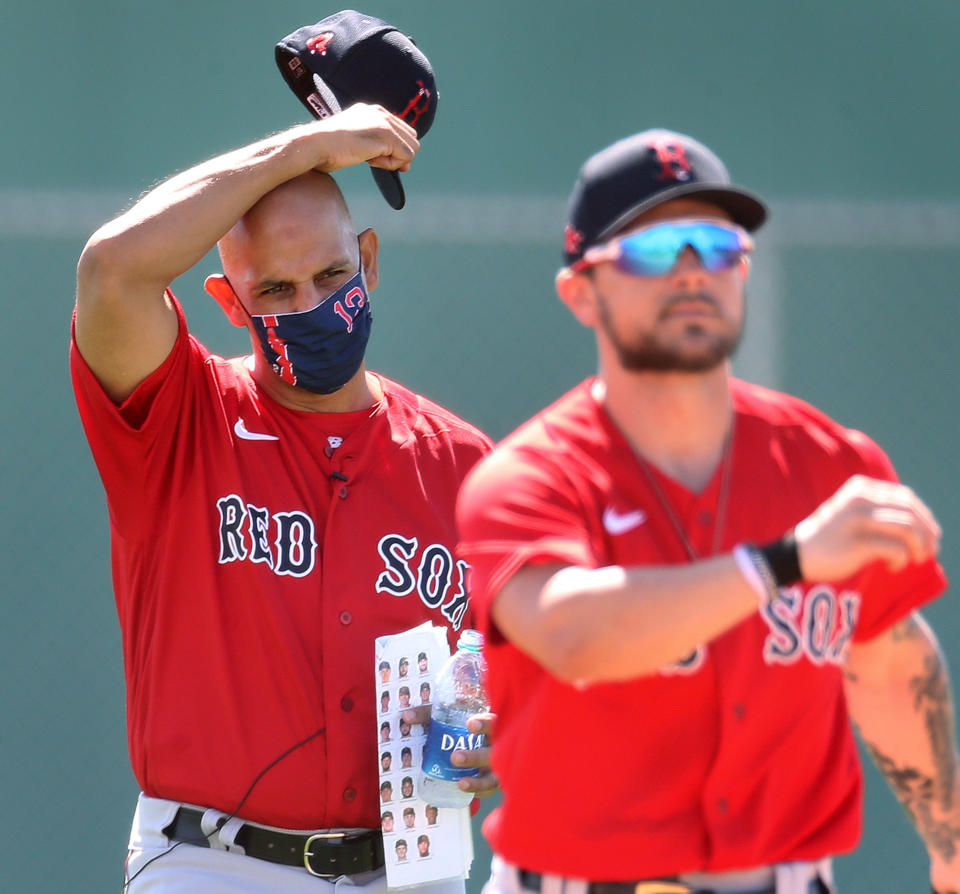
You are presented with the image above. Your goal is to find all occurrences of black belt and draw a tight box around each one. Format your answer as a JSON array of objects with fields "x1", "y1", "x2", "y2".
[
  {"x1": 162, "y1": 807, "x2": 385, "y2": 878},
  {"x1": 518, "y1": 867, "x2": 830, "y2": 894}
]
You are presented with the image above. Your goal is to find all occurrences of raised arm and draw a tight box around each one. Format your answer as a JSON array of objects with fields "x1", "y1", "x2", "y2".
[
  {"x1": 492, "y1": 475, "x2": 940, "y2": 683},
  {"x1": 74, "y1": 104, "x2": 418, "y2": 403}
]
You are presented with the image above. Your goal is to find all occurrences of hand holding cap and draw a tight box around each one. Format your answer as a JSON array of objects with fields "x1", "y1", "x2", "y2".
[{"x1": 276, "y1": 9, "x2": 438, "y2": 209}]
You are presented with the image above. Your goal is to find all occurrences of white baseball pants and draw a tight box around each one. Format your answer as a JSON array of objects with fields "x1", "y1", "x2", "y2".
[{"x1": 124, "y1": 794, "x2": 468, "y2": 894}]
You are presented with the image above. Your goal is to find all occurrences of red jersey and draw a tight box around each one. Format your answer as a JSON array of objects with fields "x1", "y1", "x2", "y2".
[
  {"x1": 456, "y1": 377, "x2": 946, "y2": 879},
  {"x1": 71, "y1": 295, "x2": 491, "y2": 830}
]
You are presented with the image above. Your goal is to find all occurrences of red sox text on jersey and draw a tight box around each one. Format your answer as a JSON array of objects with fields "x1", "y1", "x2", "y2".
[
  {"x1": 216, "y1": 497, "x2": 470, "y2": 629},
  {"x1": 667, "y1": 584, "x2": 860, "y2": 675}
]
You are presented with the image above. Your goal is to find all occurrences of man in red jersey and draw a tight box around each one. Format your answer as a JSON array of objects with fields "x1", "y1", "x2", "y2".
[
  {"x1": 72, "y1": 69, "x2": 494, "y2": 894},
  {"x1": 457, "y1": 129, "x2": 960, "y2": 894}
]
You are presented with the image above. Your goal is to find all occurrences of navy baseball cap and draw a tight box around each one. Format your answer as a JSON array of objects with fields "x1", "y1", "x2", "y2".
[
  {"x1": 563, "y1": 128, "x2": 768, "y2": 263},
  {"x1": 276, "y1": 10, "x2": 437, "y2": 210}
]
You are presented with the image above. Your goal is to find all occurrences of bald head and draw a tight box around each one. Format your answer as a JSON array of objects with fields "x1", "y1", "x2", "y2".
[{"x1": 218, "y1": 171, "x2": 359, "y2": 299}]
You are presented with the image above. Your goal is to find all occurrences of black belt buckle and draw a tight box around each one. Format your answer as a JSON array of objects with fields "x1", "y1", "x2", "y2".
[
  {"x1": 632, "y1": 884, "x2": 694, "y2": 894},
  {"x1": 304, "y1": 832, "x2": 350, "y2": 878},
  {"x1": 302, "y1": 830, "x2": 384, "y2": 878}
]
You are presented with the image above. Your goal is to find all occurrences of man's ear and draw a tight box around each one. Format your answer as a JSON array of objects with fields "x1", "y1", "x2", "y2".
[
  {"x1": 358, "y1": 228, "x2": 380, "y2": 291},
  {"x1": 556, "y1": 267, "x2": 600, "y2": 328},
  {"x1": 204, "y1": 274, "x2": 246, "y2": 327}
]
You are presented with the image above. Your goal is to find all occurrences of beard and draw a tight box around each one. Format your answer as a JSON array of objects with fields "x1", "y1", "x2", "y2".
[{"x1": 597, "y1": 289, "x2": 744, "y2": 373}]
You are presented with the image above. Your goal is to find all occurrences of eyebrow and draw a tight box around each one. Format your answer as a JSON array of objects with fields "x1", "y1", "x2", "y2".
[{"x1": 254, "y1": 258, "x2": 354, "y2": 293}]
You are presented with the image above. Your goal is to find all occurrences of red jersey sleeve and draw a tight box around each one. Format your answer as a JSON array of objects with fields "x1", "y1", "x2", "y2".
[
  {"x1": 844, "y1": 428, "x2": 947, "y2": 641},
  {"x1": 70, "y1": 293, "x2": 208, "y2": 538},
  {"x1": 456, "y1": 445, "x2": 599, "y2": 641}
]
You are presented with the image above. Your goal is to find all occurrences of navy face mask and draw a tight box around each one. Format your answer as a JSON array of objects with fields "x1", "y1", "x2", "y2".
[{"x1": 249, "y1": 268, "x2": 372, "y2": 395}]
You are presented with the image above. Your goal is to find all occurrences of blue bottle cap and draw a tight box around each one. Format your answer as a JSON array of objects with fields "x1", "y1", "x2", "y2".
[{"x1": 457, "y1": 629, "x2": 484, "y2": 653}]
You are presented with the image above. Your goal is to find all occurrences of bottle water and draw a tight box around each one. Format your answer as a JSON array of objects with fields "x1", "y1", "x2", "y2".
[{"x1": 419, "y1": 629, "x2": 489, "y2": 808}]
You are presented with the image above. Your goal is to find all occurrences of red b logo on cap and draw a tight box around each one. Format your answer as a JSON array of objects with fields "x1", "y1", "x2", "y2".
[
  {"x1": 400, "y1": 81, "x2": 432, "y2": 129},
  {"x1": 564, "y1": 225, "x2": 584, "y2": 256},
  {"x1": 307, "y1": 32, "x2": 334, "y2": 55},
  {"x1": 651, "y1": 140, "x2": 692, "y2": 183}
]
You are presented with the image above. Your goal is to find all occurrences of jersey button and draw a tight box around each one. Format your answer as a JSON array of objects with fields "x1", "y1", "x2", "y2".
[
  {"x1": 341, "y1": 696, "x2": 354, "y2": 712},
  {"x1": 698, "y1": 511, "x2": 714, "y2": 525},
  {"x1": 717, "y1": 798, "x2": 728, "y2": 813},
  {"x1": 339, "y1": 610, "x2": 352, "y2": 625},
  {"x1": 339, "y1": 486, "x2": 349, "y2": 499},
  {"x1": 343, "y1": 787, "x2": 357, "y2": 802},
  {"x1": 733, "y1": 703, "x2": 746, "y2": 720}
]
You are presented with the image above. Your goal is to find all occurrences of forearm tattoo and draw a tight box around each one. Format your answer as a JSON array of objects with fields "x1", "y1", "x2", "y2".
[{"x1": 862, "y1": 618, "x2": 960, "y2": 862}]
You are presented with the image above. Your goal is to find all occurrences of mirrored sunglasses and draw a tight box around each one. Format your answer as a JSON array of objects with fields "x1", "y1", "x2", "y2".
[{"x1": 572, "y1": 220, "x2": 754, "y2": 277}]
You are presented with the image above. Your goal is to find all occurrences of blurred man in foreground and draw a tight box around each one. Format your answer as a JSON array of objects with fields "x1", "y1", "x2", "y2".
[{"x1": 458, "y1": 128, "x2": 960, "y2": 894}]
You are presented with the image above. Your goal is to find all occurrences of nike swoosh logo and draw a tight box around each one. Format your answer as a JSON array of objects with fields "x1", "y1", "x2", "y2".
[
  {"x1": 234, "y1": 419, "x2": 279, "y2": 442},
  {"x1": 602, "y1": 506, "x2": 647, "y2": 535}
]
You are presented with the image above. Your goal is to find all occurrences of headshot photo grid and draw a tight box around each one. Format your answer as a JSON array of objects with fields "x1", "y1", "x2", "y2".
[{"x1": 375, "y1": 624, "x2": 472, "y2": 885}]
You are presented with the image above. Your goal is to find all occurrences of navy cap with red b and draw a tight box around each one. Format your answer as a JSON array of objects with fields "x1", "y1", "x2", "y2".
[
  {"x1": 276, "y1": 10, "x2": 437, "y2": 210},
  {"x1": 563, "y1": 128, "x2": 768, "y2": 264}
]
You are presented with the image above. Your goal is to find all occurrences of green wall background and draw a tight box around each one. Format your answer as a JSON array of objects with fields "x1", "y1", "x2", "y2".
[{"x1": 3, "y1": 1, "x2": 959, "y2": 891}]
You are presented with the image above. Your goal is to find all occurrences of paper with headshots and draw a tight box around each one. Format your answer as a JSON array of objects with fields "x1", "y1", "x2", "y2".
[{"x1": 375, "y1": 622, "x2": 474, "y2": 889}]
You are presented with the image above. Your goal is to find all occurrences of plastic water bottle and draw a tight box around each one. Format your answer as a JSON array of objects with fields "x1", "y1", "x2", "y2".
[{"x1": 419, "y1": 629, "x2": 489, "y2": 808}]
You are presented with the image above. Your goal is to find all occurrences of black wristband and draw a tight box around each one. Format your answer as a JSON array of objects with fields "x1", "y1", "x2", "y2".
[{"x1": 757, "y1": 530, "x2": 803, "y2": 586}]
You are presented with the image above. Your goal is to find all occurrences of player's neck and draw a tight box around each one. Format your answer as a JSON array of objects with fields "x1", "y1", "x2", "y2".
[
  {"x1": 596, "y1": 362, "x2": 733, "y2": 492},
  {"x1": 250, "y1": 355, "x2": 382, "y2": 412}
]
